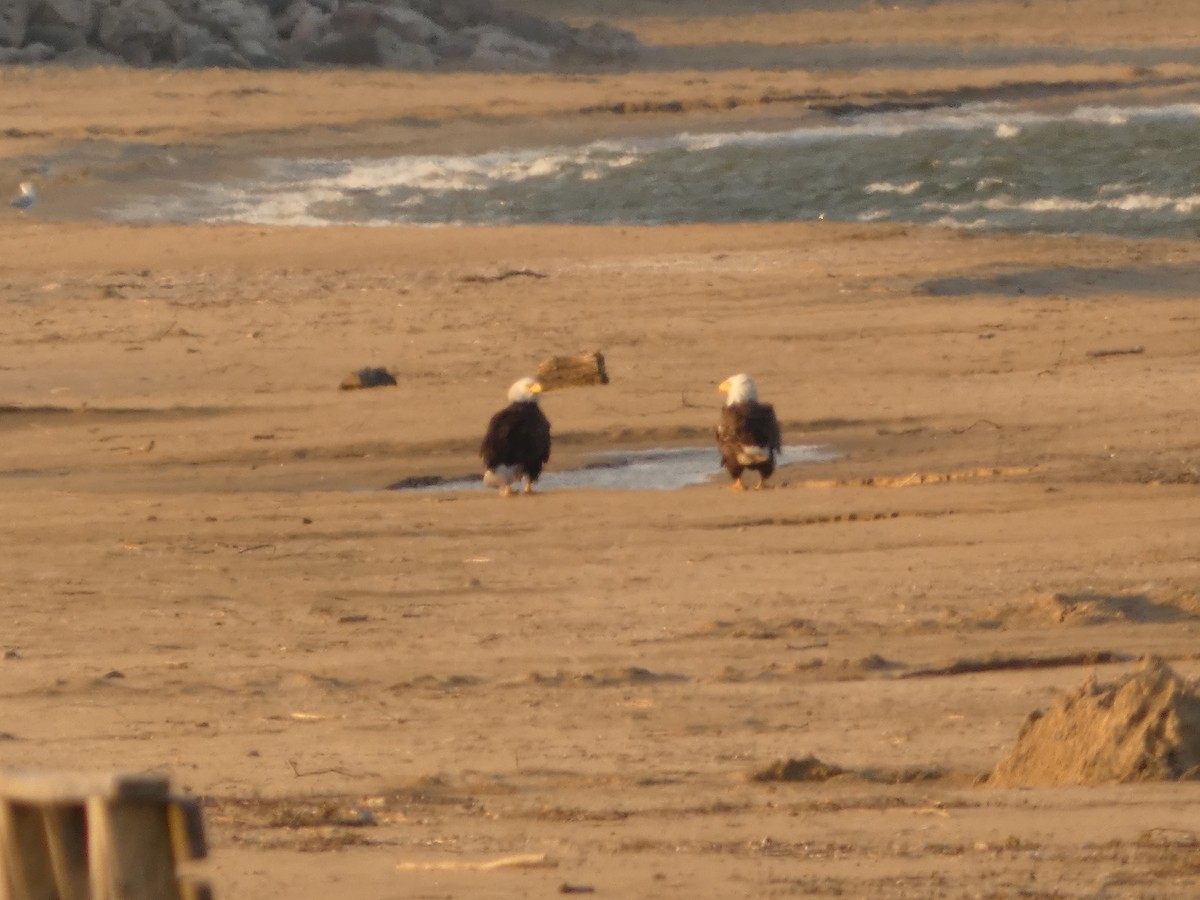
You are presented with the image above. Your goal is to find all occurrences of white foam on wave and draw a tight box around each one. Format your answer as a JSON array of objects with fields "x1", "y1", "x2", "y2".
[
  {"x1": 201, "y1": 145, "x2": 655, "y2": 225},
  {"x1": 931, "y1": 215, "x2": 990, "y2": 231},
  {"x1": 1070, "y1": 102, "x2": 1200, "y2": 127},
  {"x1": 924, "y1": 190, "x2": 1200, "y2": 216},
  {"x1": 864, "y1": 180, "x2": 922, "y2": 195},
  {"x1": 326, "y1": 148, "x2": 593, "y2": 192}
]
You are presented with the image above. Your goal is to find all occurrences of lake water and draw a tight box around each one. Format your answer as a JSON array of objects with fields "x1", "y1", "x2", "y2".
[{"x1": 110, "y1": 101, "x2": 1200, "y2": 239}]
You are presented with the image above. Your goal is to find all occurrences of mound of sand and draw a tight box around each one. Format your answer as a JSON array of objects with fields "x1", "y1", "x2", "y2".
[
  {"x1": 1036, "y1": 591, "x2": 1196, "y2": 625},
  {"x1": 989, "y1": 658, "x2": 1200, "y2": 787},
  {"x1": 960, "y1": 590, "x2": 1198, "y2": 630}
]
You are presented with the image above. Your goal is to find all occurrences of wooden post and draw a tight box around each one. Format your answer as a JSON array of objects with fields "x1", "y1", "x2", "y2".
[
  {"x1": 95, "y1": 800, "x2": 178, "y2": 900},
  {"x1": 0, "y1": 771, "x2": 210, "y2": 900},
  {"x1": 0, "y1": 801, "x2": 55, "y2": 900},
  {"x1": 39, "y1": 805, "x2": 88, "y2": 900}
]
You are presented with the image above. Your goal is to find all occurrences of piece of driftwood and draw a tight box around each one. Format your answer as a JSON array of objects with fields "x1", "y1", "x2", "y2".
[
  {"x1": 1085, "y1": 346, "x2": 1144, "y2": 358},
  {"x1": 0, "y1": 770, "x2": 211, "y2": 900},
  {"x1": 536, "y1": 351, "x2": 609, "y2": 389},
  {"x1": 397, "y1": 853, "x2": 555, "y2": 872},
  {"x1": 460, "y1": 268, "x2": 547, "y2": 284},
  {"x1": 339, "y1": 367, "x2": 397, "y2": 390}
]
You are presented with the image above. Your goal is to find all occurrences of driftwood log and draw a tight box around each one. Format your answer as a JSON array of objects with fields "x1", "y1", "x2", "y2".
[{"x1": 536, "y1": 351, "x2": 609, "y2": 389}]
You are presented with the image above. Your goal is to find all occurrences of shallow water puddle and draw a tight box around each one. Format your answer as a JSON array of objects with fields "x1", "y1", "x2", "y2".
[{"x1": 388, "y1": 445, "x2": 836, "y2": 493}]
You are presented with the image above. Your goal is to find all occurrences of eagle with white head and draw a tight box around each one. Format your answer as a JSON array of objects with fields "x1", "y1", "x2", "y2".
[
  {"x1": 716, "y1": 373, "x2": 782, "y2": 490},
  {"x1": 480, "y1": 377, "x2": 551, "y2": 496},
  {"x1": 11, "y1": 182, "x2": 35, "y2": 212}
]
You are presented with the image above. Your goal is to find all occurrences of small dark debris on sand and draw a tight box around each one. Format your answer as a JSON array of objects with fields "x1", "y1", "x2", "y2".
[
  {"x1": 525, "y1": 666, "x2": 687, "y2": 687},
  {"x1": 460, "y1": 268, "x2": 547, "y2": 284},
  {"x1": 340, "y1": 367, "x2": 397, "y2": 390},
  {"x1": 859, "y1": 765, "x2": 946, "y2": 784},
  {"x1": 387, "y1": 475, "x2": 448, "y2": 490},
  {"x1": 751, "y1": 755, "x2": 845, "y2": 783},
  {"x1": 901, "y1": 650, "x2": 1129, "y2": 679}
]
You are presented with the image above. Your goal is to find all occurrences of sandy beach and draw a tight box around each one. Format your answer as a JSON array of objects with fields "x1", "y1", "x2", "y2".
[{"x1": 4, "y1": 1, "x2": 1200, "y2": 896}]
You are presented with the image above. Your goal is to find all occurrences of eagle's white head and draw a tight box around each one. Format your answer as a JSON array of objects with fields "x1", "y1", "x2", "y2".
[
  {"x1": 718, "y1": 373, "x2": 758, "y2": 405},
  {"x1": 507, "y1": 376, "x2": 543, "y2": 404}
]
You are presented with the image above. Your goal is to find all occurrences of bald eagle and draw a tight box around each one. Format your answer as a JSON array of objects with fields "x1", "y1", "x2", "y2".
[
  {"x1": 480, "y1": 377, "x2": 551, "y2": 496},
  {"x1": 11, "y1": 182, "x2": 35, "y2": 212},
  {"x1": 716, "y1": 373, "x2": 782, "y2": 490}
]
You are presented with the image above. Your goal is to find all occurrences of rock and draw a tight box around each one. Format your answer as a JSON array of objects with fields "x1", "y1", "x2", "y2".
[
  {"x1": 406, "y1": 0, "x2": 492, "y2": 31},
  {"x1": 329, "y1": 2, "x2": 446, "y2": 48},
  {"x1": 240, "y1": 43, "x2": 286, "y2": 68},
  {"x1": 0, "y1": 40, "x2": 54, "y2": 61},
  {"x1": 29, "y1": 0, "x2": 88, "y2": 30},
  {"x1": 24, "y1": 22, "x2": 86, "y2": 51},
  {"x1": 376, "y1": 29, "x2": 432, "y2": 69},
  {"x1": 23, "y1": 40, "x2": 55, "y2": 59},
  {"x1": 303, "y1": 31, "x2": 379, "y2": 66},
  {"x1": 273, "y1": 0, "x2": 317, "y2": 39},
  {"x1": 490, "y1": 9, "x2": 570, "y2": 50},
  {"x1": 52, "y1": 43, "x2": 122, "y2": 65},
  {"x1": 97, "y1": 0, "x2": 182, "y2": 64},
  {"x1": 304, "y1": 22, "x2": 434, "y2": 69},
  {"x1": 429, "y1": 27, "x2": 473, "y2": 60},
  {"x1": 339, "y1": 367, "x2": 397, "y2": 390},
  {"x1": 283, "y1": 3, "x2": 328, "y2": 52},
  {"x1": 461, "y1": 24, "x2": 550, "y2": 72},
  {"x1": 560, "y1": 21, "x2": 640, "y2": 65},
  {"x1": 168, "y1": 11, "x2": 285, "y2": 69},
  {"x1": 174, "y1": 0, "x2": 281, "y2": 60},
  {"x1": 328, "y1": 4, "x2": 397, "y2": 35},
  {"x1": 172, "y1": 21, "x2": 214, "y2": 58},
  {"x1": 177, "y1": 42, "x2": 250, "y2": 67},
  {"x1": 0, "y1": 0, "x2": 33, "y2": 48}
]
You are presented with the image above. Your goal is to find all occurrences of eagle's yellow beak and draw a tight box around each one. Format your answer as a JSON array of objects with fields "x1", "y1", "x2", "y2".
[
  {"x1": 717, "y1": 379, "x2": 730, "y2": 393},
  {"x1": 529, "y1": 382, "x2": 544, "y2": 394}
]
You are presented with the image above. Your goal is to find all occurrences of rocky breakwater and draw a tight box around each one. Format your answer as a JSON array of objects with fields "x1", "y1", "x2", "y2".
[{"x1": 0, "y1": 0, "x2": 640, "y2": 69}]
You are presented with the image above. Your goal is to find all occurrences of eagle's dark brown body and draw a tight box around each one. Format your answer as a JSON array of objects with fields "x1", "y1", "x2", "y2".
[{"x1": 480, "y1": 400, "x2": 551, "y2": 494}]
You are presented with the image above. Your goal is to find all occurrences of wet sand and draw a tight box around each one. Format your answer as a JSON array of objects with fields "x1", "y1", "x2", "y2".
[{"x1": 4, "y1": 1, "x2": 1200, "y2": 897}]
